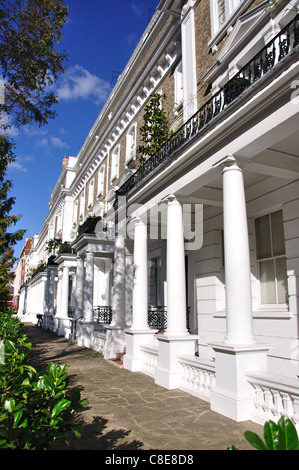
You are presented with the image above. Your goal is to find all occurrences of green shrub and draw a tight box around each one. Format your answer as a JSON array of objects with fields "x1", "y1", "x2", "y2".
[
  {"x1": 228, "y1": 416, "x2": 299, "y2": 450},
  {"x1": 0, "y1": 309, "x2": 88, "y2": 450}
]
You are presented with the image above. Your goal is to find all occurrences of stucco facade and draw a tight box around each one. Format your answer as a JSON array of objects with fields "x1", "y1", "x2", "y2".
[{"x1": 15, "y1": 0, "x2": 299, "y2": 427}]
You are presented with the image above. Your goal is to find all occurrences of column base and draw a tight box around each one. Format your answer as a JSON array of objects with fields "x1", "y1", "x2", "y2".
[
  {"x1": 43, "y1": 314, "x2": 54, "y2": 331},
  {"x1": 77, "y1": 321, "x2": 96, "y2": 348},
  {"x1": 209, "y1": 342, "x2": 271, "y2": 422},
  {"x1": 155, "y1": 333, "x2": 198, "y2": 389},
  {"x1": 56, "y1": 317, "x2": 72, "y2": 338},
  {"x1": 103, "y1": 325, "x2": 126, "y2": 360},
  {"x1": 123, "y1": 328, "x2": 158, "y2": 372}
]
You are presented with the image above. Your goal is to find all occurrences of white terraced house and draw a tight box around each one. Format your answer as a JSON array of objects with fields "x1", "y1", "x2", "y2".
[{"x1": 14, "y1": 0, "x2": 299, "y2": 428}]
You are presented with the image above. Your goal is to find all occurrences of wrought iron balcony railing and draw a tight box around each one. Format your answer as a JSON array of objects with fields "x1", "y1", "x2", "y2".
[
  {"x1": 148, "y1": 306, "x2": 168, "y2": 331},
  {"x1": 148, "y1": 306, "x2": 191, "y2": 331},
  {"x1": 93, "y1": 306, "x2": 112, "y2": 324},
  {"x1": 116, "y1": 14, "x2": 299, "y2": 201}
]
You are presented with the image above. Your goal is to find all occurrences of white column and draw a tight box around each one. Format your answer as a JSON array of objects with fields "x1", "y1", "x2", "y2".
[
  {"x1": 56, "y1": 270, "x2": 63, "y2": 318},
  {"x1": 124, "y1": 217, "x2": 155, "y2": 372},
  {"x1": 222, "y1": 156, "x2": 255, "y2": 345},
  {"x1": 45, "y1": 269, "x2": 55, "y2": 330},
  {"x1": 210, "y1": 156, "x2": 270, "y2": 422},
  {"x1": 131, "y1": 218, "x2": 149, "y2": 330},
  {"x1": 104, "y1": 236, "x2": 126, "y2": 359},
  {"x1": 84, "y1": 251, "x2": 94, "y2": 323},
  {"x1": 155, "y1": 196, "x2": 197, "y2": 389},
  {"x1": 111, "y1": 236, "x2": 126, "y2": 328},
  {"x1": 60, "y1": 265, "x2": 69, "y2": 320},
  {"x1": 166, "y1": 195, "x2": 188, "y2": 336},
  {"x1": 75, "y1": 256, "x2": 84, "y2": 320}
]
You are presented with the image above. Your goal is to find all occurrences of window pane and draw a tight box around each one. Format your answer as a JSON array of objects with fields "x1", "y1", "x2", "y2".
[
  {"x1": 276, "y1": 257, "x2": 288, "y2": 304},
  {"x1": 256, "y1": 215, "x2": 271, "y2": 259},
  {"x1": 271, "y1": 210, "x2": 285, "y2": 256},
  {"x1": 260, "y1": 260, "x2": 276, "y2": 304}
]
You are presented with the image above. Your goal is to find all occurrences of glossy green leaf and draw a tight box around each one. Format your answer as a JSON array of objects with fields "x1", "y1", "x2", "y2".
[
  {"x1": 244, "y1": 431, "x2": 268, "y2": 450},
  {"x1": 264, "y1": 420, "x2": 279, "y2": 450},
  {"x1": 278, "y1": 417, "x2": 299, "y2": 450},
  {"x1": 51, "y1": 399, "x2": 71, "y2": 418}
]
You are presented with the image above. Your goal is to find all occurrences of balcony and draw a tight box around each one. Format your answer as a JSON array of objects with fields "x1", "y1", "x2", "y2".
[{"x1": 116, "y1": 14, "x2": 299, "y2": 201}]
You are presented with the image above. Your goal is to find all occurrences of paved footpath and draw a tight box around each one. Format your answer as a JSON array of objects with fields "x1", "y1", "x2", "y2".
[{"x1": 24, "y1": 325, "x2": 262, "y2": 451}]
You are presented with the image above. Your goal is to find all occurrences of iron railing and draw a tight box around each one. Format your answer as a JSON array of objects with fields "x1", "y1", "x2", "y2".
[
  {"x1": 116, "y1": 14, "x2": 299, "y2": 201},
  {"x1": 148, "y1": 306, "x2": 191, "y2": 331},
  {"x1": 93, "y1": 306, "x2": 112, "y2": 324},
  {"x1": 148, "y1": 306, "x2": 168, "y2": 330},
  {"x1": 68, "y1": 307, "x2": 75, "y2": 318},
  {"x1": 78, "y1": 216, "x2": 102, "y2": 236}
]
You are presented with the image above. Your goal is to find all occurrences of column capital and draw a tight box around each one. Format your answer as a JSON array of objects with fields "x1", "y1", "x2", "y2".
[
  {"x1": 162, "y1": 194, "x2": 180, "y2": 205},
  {"x1": 130, "y1": 216, "x2": 147, "y2": 227},
  {"x1": 213, "y1": 155, "x2": 243, "y2": 172}
]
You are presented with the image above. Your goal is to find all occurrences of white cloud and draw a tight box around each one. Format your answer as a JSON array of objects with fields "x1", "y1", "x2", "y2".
[
  {"x1": 50, "y1": 137, "x2": 69, "y2": 149},
  {"x1": 23, "y1": 126, "x2": 48, "y2": 137},
  {"x1": 36, "y1": 136, "x2": 70, "y2": 149},
  {"x1": 36, "y1": 137, "x2": 49, "y2": 147},
  {"x1": 56, "y1": 65, "x2": 110, "y2": 105},
  {"x1": 8, "y1": 156, "x2": 33, "y2": 173},
  {"x1": 9, "y1": 160, "x2": 27, "y2": 172}
]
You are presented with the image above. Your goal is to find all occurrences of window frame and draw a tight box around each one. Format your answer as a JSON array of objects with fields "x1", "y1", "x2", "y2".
[
  {"x1": 97, "y1": 165, "x2": 105, "y2": 198},
  {"x1": 88, "y1": 177, "x2": 95, "y2": 209},
  {"x1": 174, "y1": 60, "x2": 183, "y2": 109},
  {"x1": 209, "y1": 0, "x2": 252, "y2": 45},
  {"x1": 126, "y1": 123, "x2": 137, "y2": 166},
  {"x1": 254, "y1": 210, "x2": 289, "y2": 309},
  {"x1": 110, "y1": 144, "x2": 120, "y2": 183}
]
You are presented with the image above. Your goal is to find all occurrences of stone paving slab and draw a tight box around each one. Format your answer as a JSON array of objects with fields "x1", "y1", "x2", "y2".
[{"x1": 24, "y1": 325, "x2": 262, "y2": 451}]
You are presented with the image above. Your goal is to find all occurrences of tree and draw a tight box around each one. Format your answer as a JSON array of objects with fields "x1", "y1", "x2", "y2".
[
  {"x1": 0, "y1": 136, "x2": 25, "y2": 302},
  {"x1": 0, "y1": 0, "x2": 69, "y2": 129},
  {"x1": 138, "y1": 93, "x2": 170, "y2": 164},
  {"x1": 0, "y1": 0, "x2": 69, "y2": 302}
]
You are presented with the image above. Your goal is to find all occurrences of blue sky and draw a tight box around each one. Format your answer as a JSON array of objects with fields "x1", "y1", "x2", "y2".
[{"x1": 7, "y1": 0, "x2": 159, "y2": 260}]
